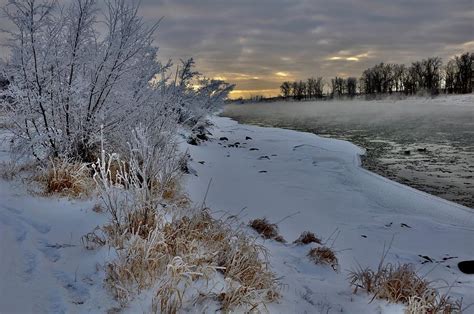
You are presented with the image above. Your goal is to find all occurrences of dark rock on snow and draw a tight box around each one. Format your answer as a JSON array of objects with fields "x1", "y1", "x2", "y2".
[
  {"x1": 458, "y1": 260, "x2": 474, "y2": 274},
  {"x1": 187, "y1": 137, "x2": 198, "y2": 146}
]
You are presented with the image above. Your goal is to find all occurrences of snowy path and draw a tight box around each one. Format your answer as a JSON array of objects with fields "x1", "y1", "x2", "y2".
[
  {"x1": 184, "y1": 116, "x2": 474, "y2": 313},
  {"x1": 0, "y1": 133, "x2": 114, "y2": 313}
]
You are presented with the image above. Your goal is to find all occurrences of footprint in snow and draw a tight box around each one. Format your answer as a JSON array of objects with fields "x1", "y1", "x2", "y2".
[
  {"x1": 0, "y1": 211, "x2": 28, "y2": 242},
  {"x1": 37, "y1": 239, "x2": 61, "y2": 262},
  {"x1": 18, "y1": 215, "x2": 51, "y2": 234},
  {"x1": 1, "y1": 204, "x2": 23, "y2": 215},
  {"x1": 53, "y1": 270, "x2": 90, "y2": 305},
  {"x1": 22, "y1": 251, "x2": 37, "y2": 281}
]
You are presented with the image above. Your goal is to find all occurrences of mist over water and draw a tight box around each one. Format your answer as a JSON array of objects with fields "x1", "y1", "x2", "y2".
[
  {"x1": 225, "y1": 96, "x2": 474, "y2": 145},
  {"x1": 223, "y1": 95, "x2": 474, "y2": 207}
]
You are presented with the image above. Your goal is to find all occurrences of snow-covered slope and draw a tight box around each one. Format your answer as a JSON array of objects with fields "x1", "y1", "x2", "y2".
[
  {"x1": 184, "y1": 115, "x2": 474, "y2": 313},
  {"x1": 0, "y1": 132, "x2": 117, "y2": 313},
  {"x1": 1, "y1": 114, "x2": 473, "y2": 313}
]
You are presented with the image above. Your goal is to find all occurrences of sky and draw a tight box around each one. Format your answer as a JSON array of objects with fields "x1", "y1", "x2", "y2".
[{"x1": 1, "y1": 0, "x2": 473, "y2": 98}]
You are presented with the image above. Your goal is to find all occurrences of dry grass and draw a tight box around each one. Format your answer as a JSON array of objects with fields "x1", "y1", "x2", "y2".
[
  {"x1": 294, "y1": 231, "x2": 321, "y2": 245},
  {"x1": 103, "y1": 210, "x2": 280, "y2": 311},
  {"x1": 126, "y1": 206, "x2": 158, "y2": 239},
  {"x1": 90, "y1": 135, "x2": 280, "y2": 312},
  {"x1": 405, "y1": 293, "x2": 463, "y2": 314},
  {"x1": 249, "y1": 218, "x2": 285, "y2": 243},
  {"x1": 38, "y1": 158, "x2": 93, "y2": 197},
  {"x1": 161, "y1": 180, "x2": 191, "y2": 208},
  {"x1": 349, "y1": 259, "x2": 463, "y2": 313},
  {"x1": 81, "y1": 227, "x2": 106, "y2": 250},
  {"x1": 349, "y1": 263, "x2": 429, "y2": 304},
  {"x1": 308, "y1": 247, "x2": 339, "y2": 271}
]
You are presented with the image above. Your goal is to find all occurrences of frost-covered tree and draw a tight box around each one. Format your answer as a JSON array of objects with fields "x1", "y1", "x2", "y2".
[
  {"x1": 166, "y1": 58, "x2": 233, "y2": 127},
  {"x1": 1, "y1": 0, "x2": 232, "y2": 161}
]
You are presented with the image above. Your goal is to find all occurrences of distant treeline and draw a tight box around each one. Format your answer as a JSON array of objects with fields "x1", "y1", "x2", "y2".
[{"x1": 280, "y1": 52, "x2": 473, "y2": 100}]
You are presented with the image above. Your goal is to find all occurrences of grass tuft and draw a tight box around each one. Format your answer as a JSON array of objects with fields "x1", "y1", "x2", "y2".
[
  {"x1": 294, "y1": 231, "x2": 321, "y2": 245},
  {"x1": 249, "y1": 217, "x2": 285, "y2": 242},
  {"x1": 38, "y1": 158, "x2": 93, "y2": 197},
  {"x1": 349, "y1": 257, "x2": 463, "y2": 313},
  {"x1": 308, "y1": 246, "x2": 339, "y2": 271}
]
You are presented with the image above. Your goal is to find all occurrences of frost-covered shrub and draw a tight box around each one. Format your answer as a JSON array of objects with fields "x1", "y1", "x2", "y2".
[{"x1": 1, "y1": 0, "x2": 232, "y2": 161}]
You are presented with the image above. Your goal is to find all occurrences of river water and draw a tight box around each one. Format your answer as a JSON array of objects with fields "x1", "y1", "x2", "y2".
[{"x1": 222, "y1": 95, "x2": 474, "y2": 208}]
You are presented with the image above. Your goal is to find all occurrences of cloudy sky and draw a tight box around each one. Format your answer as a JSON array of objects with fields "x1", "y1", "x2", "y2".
[{"x1": 1, "y1": 0, "x2": 473, "y2": 98}]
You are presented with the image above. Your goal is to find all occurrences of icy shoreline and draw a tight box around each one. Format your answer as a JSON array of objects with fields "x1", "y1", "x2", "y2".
[
  {"x1": 184, "y1": 115, "x2": 474, "y2": 313},
  {"x1": 223, "y1": 95, "x2": 474, "y2": 208}
]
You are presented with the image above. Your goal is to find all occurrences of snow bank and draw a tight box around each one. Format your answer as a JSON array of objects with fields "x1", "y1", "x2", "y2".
[{"x1": 184, "y1": 115, "x2": 474, "y2": 313}]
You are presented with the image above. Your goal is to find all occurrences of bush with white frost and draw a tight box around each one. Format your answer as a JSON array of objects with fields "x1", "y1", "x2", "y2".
[{"x1": 1, "y1": 0, "x2": 233, "y2": 161}]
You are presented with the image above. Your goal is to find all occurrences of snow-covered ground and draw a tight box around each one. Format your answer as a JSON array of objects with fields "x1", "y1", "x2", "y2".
[
  {"x1": 184, "y1": 115, "x2": 474, "y2": 313},
  {"x1": 0, "y1": 132, "x2": 118, "y2": 313},
  {"x1": 1, "y1": 113, "x2": 473, "y2": 313}
]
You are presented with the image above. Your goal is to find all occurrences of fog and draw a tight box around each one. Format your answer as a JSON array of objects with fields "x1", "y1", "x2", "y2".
[{"x1": 224, "y1": 95, "x2": 474, "y2": 146}]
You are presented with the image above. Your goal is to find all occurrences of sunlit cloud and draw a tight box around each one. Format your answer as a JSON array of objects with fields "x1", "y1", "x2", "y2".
[
  {"x1": 327, "y1": 51, "x2": 371, "y2": 62},
  {"x1": 213, "y1": 76, "x2": 227, "y2": 81},
  {"x1": 275, "y1": 71, "x2": 290, "y2": 77},
  {"x1": 355, "y1": 52, "x2": 370, "y2": 58},
  {"x1": 229, "y1": 88, "x2": 281, "y2": 98}
]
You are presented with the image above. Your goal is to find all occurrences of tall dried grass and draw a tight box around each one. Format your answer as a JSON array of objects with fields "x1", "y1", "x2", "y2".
[
  {"x1": 91, "y1": 129, "x2": 280, "y2": 312},
  {"x1": 37, "y1": 158, "x2": 93, "y2": 197},
  {"x1": 348, "y1": 248, "x2": 463, "y2": 313},
  {"x1": 104, "y1": 210, "x2": 280, "y2": 311}
]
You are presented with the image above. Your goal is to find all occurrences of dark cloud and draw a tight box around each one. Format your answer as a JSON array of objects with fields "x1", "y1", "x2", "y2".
[
  {"x1": 135, "y1": 0, "x2": 473, "y2": 97},
  {"x1": 1, "y1": 0, "x2": 472, "y2": 97}
]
